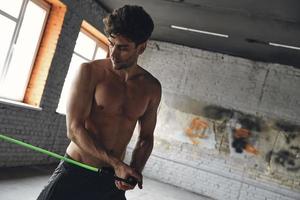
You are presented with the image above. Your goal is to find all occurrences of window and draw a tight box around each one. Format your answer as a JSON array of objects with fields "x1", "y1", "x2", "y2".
[
  {"x1": 0, "y1": 0, "x2": 49, "y2": 102},
  {"x1": 56, "y1": 24, "x2": 108, "y2": 114}
]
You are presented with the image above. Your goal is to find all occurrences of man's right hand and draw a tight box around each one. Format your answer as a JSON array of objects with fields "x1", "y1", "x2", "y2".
[{"x1": 114, "y1": 162, "x2": 143, "y2": 190}]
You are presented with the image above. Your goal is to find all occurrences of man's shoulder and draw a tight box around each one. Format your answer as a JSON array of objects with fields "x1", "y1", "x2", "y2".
[
  {"x1": 79, "y1": 59, "x2": 111, "y2": 79},
  {"x1": 84, "y1": 58, "x2": 111, "y2": 70},
  {"x1": 148, "y1": 74, "x2": 161, "y2": 93},
  {"x1": 139, "y1": 67, "x2": 161, "y2": 99},
  {"x1": 140, "y1": 67, "x2": 161, "y2": 88}
]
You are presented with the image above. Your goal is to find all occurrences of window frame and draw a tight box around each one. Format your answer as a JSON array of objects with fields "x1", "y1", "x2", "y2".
[
  {"x1": 75, "y1": 27, "x2": 109, "y2": 62},
  {"x1": 0, "y1": 0, "x2": 50, "y2": 104}
]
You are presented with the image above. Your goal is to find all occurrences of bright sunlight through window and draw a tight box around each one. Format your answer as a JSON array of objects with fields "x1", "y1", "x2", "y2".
[
  {"x1": 0, "y1": 0, "x2": 49, "y2": 102},
  {"x1": 56, "y1": 29, "x2": 108, "y2": 114}
]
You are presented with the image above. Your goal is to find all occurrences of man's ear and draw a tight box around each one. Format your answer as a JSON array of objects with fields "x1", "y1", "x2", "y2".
[{"x1": 137, "y1": 42, "x2": 147, "y2": 55}]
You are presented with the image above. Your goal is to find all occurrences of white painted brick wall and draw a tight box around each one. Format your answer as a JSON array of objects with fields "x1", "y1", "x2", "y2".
[
  {"x1": 1, "y1": 2, "x2": 299, "y2": 200},
  {"x1": 125, "y1": 138, "x2": 300, "y2": 200},
  {"x1": 140, "y1": 41, "x2": 300, "y2": 124},
  {"x1": 123, "y1": 41, "x2": 300, "y2": 200}
]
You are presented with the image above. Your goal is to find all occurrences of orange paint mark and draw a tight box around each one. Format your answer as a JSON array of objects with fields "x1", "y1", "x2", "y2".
[
  {"x1": 185, "y1": 117, "x2": 209, "y2": 144},
  {"x1": 186, "y1": 128, "x2": 208, "y2": 138},
  {"x1": 245, "y1": 144, "x2": 259, "y2": 155},
  {"x1": 190, "y1": 118, "x2": 208, "y2": 130},
  {"x1": 233, "y1": 128, "x2": 259, "y2": 155},
  {"x1": 234, "y1": 128, "x2": 251, "y2": 138}
]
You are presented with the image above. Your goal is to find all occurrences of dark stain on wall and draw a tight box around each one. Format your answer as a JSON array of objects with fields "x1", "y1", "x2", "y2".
[
  {"x1": 231, "y1": 128, "x2": 259, "y2": 155},
  {"x1": 203, "y1": 105, "x2": 233, "y2": 121},
  {"x1": 275, "y1": 121, "x2": 300, "y2": 144},
  {"x1": 232, "y1": 137, "x2": 247, "y2": 153},
  {"x1": 265, "y1": 121, "x2": 300, "y2": 172},
  {"x1": 267, "y1": 146, "x2": 300, "y2": 172},
  {"x1": 274, "y1": 150, "x2": 300, "y2": 172},
  {"x1": 203, "y1": 105, "x2": 265, "y2": 132},
  {"x1": 275, "y1": 121, "x2": 300, "y2": 132},
  {"x1": 238, "y1": 116, "x2": 262, "y2": 132},
  {"x1": 203, "y1": 105, "x2": 264, "y2": 155}
]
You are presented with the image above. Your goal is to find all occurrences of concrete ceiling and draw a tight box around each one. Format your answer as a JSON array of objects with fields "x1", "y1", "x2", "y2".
[{"x1": 95, "y1": 0, "x2": 300, "y2": 68}]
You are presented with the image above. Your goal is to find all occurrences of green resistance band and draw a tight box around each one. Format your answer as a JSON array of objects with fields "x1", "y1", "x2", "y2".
[
  {"x1": 0, "y1": 134, "x2": 98, "y2": 172},
  {"x1": 0, "y1": 134, "x2": 137, "y2": 186}
]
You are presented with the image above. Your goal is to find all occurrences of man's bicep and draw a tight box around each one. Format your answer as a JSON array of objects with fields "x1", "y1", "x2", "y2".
[
  {"x1": 66, "y1": 63, "x2": 94, "y2": 124},
  {"x1": 138, "y1": 88, "x2": 161, "y2": 138},
  {"x1": 138, "y1": 107, "x2": 157, "y2": 138}
]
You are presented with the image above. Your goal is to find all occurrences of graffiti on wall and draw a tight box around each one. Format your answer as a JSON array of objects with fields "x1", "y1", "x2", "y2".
[
  {"x1": 232, "y1": 128, "x2": 259, "y2": 155},
  {"x1": 202, "y1": 105, "x2": 263, "y2": 156},
  {"x1": 203, "y1": 105, "x2": 233, "y2": 121},
  {"x1": 275, "y1": 121, "x2": 299, "y2": 144},
  {"x1": 185, "y1": 117, "x2": 209, "y2": 145},
  {"x1": 157, "y1": 103, "x2": 215, "y2": 148},
  {"x1": 266, "y1": 147, "x2": 300, "y2": 172},
  {"x1": 163, "y1": 103, "x2": 300, "y2": 174},
  {"x1": 232, "y1": 116, "x2": 263, "y2": 155},
  {"x1": 266, "y1": 121, "x2": 300, "y2": 172}
]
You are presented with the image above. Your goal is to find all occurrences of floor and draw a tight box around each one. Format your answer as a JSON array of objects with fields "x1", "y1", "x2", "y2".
[{"x1": 0, "y1": 164, "x2": 212, "y2": 200}]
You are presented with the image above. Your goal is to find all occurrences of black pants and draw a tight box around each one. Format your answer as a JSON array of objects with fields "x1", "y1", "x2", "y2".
[{"x1": 37, "y1": 155, "x2": 126, "y2": 200}]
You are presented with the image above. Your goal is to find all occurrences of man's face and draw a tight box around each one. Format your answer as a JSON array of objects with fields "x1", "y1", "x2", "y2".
[{"x1": 108, "y1": 35, "x2": 144, "y2": 70}]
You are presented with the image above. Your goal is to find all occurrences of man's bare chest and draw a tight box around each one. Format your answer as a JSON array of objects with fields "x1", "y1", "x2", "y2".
[{"x1": 93, "y1": 81, "x2": 149, "y2": 119}]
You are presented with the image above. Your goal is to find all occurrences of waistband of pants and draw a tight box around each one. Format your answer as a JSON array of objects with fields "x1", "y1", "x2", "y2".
[{"x1": 61, "y1": 154, "x2": 115, "y2": 176}]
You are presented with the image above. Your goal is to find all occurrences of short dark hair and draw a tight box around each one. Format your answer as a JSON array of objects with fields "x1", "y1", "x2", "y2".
[{"x1": 103, "y1": 5, "x2": 154, "y2": 45}]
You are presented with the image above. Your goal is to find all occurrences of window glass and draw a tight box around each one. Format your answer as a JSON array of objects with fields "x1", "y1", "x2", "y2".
[
  {"x1": 74, "y1": 31, "x2": 97, "y2": 60},
  {"x1": 57, "y1": 54, "x2": 86, "y2": 114},
  {"x1": 0, "y1": 15, "x2": 15, "y2": 74},
  {"x1": 0, "y1": 1, "x2": 47, "y2": 101},
  {"x1": 0, "y1": 0, "x2": 49, "y2": 101},
  {"x1": 95, "y1": 46, "x2": 107, "y2": 59},
  {"x1": 0, "y1": 0, "x2": 23, "y2": 18}
]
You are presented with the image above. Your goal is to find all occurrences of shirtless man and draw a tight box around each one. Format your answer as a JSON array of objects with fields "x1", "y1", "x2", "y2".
[{"x1": 37, "y1": 5, "x2": 161, "y2": 200}]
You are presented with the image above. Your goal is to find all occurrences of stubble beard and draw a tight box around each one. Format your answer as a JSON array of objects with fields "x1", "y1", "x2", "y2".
[
  {"x1": 112, "y1": 58, "x2": 136, "y2": 71},
  {"x1": 113, "y1": 62, "x2": 131, "y2": 70}
]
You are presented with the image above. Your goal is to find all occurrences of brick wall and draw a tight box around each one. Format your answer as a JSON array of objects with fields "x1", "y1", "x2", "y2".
[
  {"x1": 0, "y1": 0, "x2": 106, "y2": 166},
  {"x1": 124, "y1": 41, "x2": 300, "y2": 199},
  {"x1": 0, "y1": 1, "x2": 299, "y2": 199}
]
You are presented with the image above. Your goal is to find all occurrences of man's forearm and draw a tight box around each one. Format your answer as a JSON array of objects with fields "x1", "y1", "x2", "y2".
[
  {"x1": 130, "y1": 137, "x2": 154, "y2": 173},
  {"x1": 68, "y1": 126, "x2": 121, "y2": 168}
]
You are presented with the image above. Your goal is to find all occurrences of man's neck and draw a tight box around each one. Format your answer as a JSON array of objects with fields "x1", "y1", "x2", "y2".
[{"x1": 114, "y1": 64, "x2": 140, "y2": 82}]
